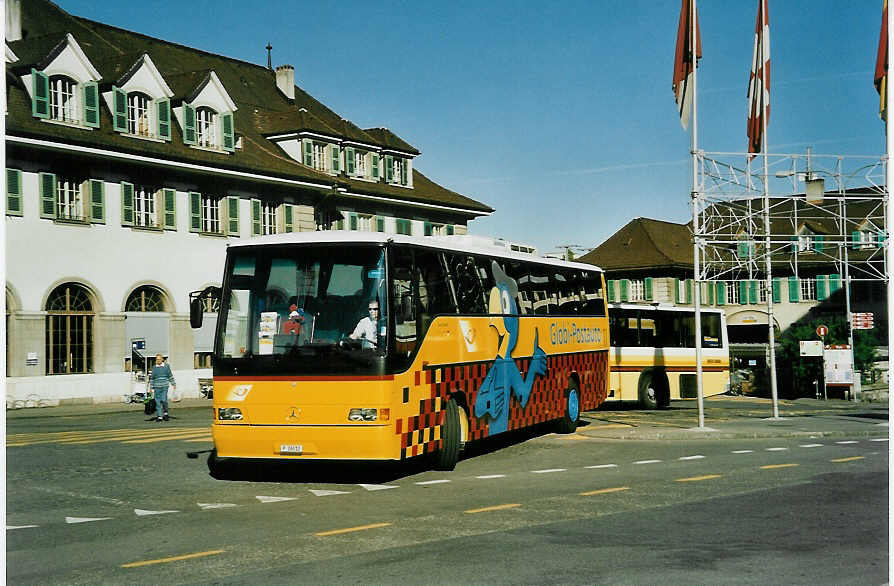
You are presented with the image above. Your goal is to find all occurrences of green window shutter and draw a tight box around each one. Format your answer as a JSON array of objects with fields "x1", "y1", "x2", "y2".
[
  {"x1": 644, "y1": 277, "x2": 653, "y2": 301},
  {"x1": 189, "y1": 192, "x2": 201, "y2": 232},
  {"x1": 817, "y1": 275, "x2": 828, "y2": 301},
  {"x1": 183, "y1": 104, "x2": 196, "y2": 145},
  {"x1": 349, "y1": 213, "x2": 358, "y2": 231},
  {"x1": 331, "y1": 145, "x2": 340, "y2": 173},
  {"x1": 112, "y1": 86, "x2": 127, "y2": 132},
  {"x1": 163, "y1": 188, "x2": 176, "y2": 230},
  {"x1": 120, "y1": 181, "x2": 134, "y2": 226},
  {"x1": 82, "y1": 82, "x2": 100, "y2": 128},
  {"x1": 303, "y1": 140, "x2": 313, "y2": 166},
  {"x1": 788, "y1": 276, "x2": 800, "y2": 302},
  {"x1": 738, "y1": 281, "x2": 748, "y2": 305},
  {"x1": 6, "y1": 169, "x2": 23, "y2": 216},
  {"x1": 376, "y1": 217, "x2": 385, "y2": 232},
  {"x1": 371, "y1": 154, "x2": 380, "y2": 179},
  {"x1": 685, "y1": 279, "x2": 693, "y2": 303},
  {"x1": 791, "y1": 235, "x2": 799, "y2": 252},
  {"x1": 251, "y1": 199, "x2": 261, "y2": 236},
  {"x1": 813, "y1": 234, "x2": 824, "y2": 252},
  {"x1": 31, "y1": 69, "x2": 49, "y2": 119},
  {"x1": 737, "y1": 240, "x2": 748, "y2": 258},
  {"x1": 400, "y1": 159, "x2": 408, "y2": 185},
  {"x1": 851, "y1": 230, "x2": 861, "y2": 249},
  {"x1": 424, "y1": 221, "x2": 432, "y2": 236},
  {"x1": 606, "y1": 280, "x2": 616, "y2": 303},
  {"x1": 673, "y1": 278, "x2": 681, "y2": 303},
  {"x1": 829, "y1": 273, "x2": 841, "y2": 293},
  {"x1": 156, "y1": 98, "x2": 171, "y2": 140},
  {"x1": 715, "y1": 282, "x2": 726, "y2": 306},
  {"x1": 876, "y1": 230, "x2": 886, "y2": 247},
  {"x1": 705, "y1": 280, "x2": 714, "y2": 305},
  {"x1": 345, "y1": 147, "x2": 355, "y2": 175},
  {"x1": 227, "y1": 196, "x2": 239, "y2": 236},
  {"x1": 446, "y1": 224, "x2": 454, "y2": 235},
  {"x1": 772, "y1": 278, "x2": 782, "y2": 303},
  {"x1": 222, "y1": 112, "x2": 235, "y2": 151},
  {"x1": 748, "y1": 280, "x2": 758, "y2": 304},
  {"x1": 620, "y1": 279, "x2": 629, "y2": 302},
  {"x1": 89, "y1": 179, "x2": 105, "y2": 223},
  {"x1": 284, "y1": 205, "x2": 294, "y2": 233},
  {"x1": 39, "y1": 172, "x2": 56, "y2": 219},
  {"x1": 384, "y1": 155, "x2": 393, "y2": 182}
]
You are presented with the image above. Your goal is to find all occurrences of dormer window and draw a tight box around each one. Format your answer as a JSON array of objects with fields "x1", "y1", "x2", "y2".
[
  {"x1": 300, "y1": 139, "x2": 338, "y2": 173},
  {"x1": 383, "y1": 154, "x2": 411, "y2": 186},
  {"x1": 111, "y1": 87, "x2": 171, "y2": 141},
  {"x1": 181, "y1": 103, "x2": 233, "y2": 152},
  {"x1": 127, "y1": 92, "x2": 151, "y2": 136},
  {"x1": 26, "y1": 35, "x2": 102, "y2": 129},
  {"x1": 196, "y1": 107, "x2": 218, "y2": 148},
  {"x1": 49, "y1": 76, "x2": 77, "y2": 123}
]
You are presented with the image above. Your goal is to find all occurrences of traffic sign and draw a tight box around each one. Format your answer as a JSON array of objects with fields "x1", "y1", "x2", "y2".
[
  {"x1": 816, "y1": 325, "x2": 828, "y2": 337},
  {"x1": 852, "y1": 312, "x2": 874, "y2": 330}
]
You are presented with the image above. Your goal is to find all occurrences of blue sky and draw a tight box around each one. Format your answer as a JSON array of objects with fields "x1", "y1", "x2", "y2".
[{"x1": 56, "y1": 0, "x2": 887, "y2": 256}]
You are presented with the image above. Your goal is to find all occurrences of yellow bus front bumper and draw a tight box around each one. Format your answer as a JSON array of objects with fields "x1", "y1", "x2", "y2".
[{"x1": 212, "y1": 422, "x2": 398, "y2": 461}]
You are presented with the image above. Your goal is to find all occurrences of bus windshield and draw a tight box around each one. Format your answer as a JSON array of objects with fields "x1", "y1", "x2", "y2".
[{"x1": 215, "y1": 244, "x2": 387, "y2": 375}]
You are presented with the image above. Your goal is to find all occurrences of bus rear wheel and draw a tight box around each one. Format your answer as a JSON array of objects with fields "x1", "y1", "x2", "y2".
[
  {"x1": 434, "y1": 399, "x2": 461, "y2": 471},
  {"x1": 638, "y1": 371, "x2": 668, "y2": 410},
  {"x1": 207, "y1": 448, "x2": 234, "y2": 479},
  {"x1": 555, "y1": 381, "x2": 580, "y2": 434}
]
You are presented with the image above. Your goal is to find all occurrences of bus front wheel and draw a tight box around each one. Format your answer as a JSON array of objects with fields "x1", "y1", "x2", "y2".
[
  {"x1": 555, "y1": 381, "x2": 581, "y2": 434},
  {"x1": 434, "y1": 399, "x2": 461, "y2": 471}
]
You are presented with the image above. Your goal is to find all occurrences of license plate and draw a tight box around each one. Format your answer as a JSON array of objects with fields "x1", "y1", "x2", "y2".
[{"x1": 279, "y1": 444, "x2": 303, "y2": 454}]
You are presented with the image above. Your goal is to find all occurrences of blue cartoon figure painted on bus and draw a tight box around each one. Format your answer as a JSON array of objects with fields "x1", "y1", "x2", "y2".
[{"x1": 474, "y1": 261, "x2": 548, "y2": 435}]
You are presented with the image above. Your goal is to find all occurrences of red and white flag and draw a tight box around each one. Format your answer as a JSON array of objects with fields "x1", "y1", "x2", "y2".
[
  {"x1": 672, "y1": 0, "x2": 702, "y2": 130},
  {"x1": 747, "y1": 0, "x2": 770, "y2": 156},
  {"x1": 875, "y1": 0, "x2": 888, "y2": 122}
]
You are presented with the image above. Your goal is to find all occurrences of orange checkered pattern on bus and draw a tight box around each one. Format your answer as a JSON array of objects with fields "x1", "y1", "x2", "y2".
[{"x1": 395, "y1": 350, "x2": 608, "y2": 460}]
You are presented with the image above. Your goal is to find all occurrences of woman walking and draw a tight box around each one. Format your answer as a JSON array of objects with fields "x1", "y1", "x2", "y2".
[{"x1": 148, "y1": 354, "x2": 176, "y2": 422}]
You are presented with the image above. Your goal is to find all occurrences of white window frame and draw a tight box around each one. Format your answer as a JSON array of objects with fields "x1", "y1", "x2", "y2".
[
  {"x1": 356, "y1": 214, "x2": 373, "y2": 232},
  {"x1": 261, "y1": 202, "x2": 277, "y2": 235},
  {"x1": 56, "y1": 178, "x2": 85, "y2": 221},
  {"x1": 726, "y1": 281, "x2": 739, "y2": 305},
  {"x1": 133, "y1": 185, "x2": 158, "y2": 228},
  {"x1": 628, "y1": 280, "x2": 645, "y2": 302},
  {"x1": 196, "y1": 107, "x2": 218, "y2": 149},
  {"x1": 312, "y1": 143, "x2": 327, "y2": 172},
  {"x1": 800, "y1": 278, "x2": 816, "y2": 301},
  {"x1": 758, "y1": 280, "x2": 768, "y2": 303},
  {"x1": 798, "y1": 233, "x2": 814, "y2": 253},
  {"x1": 390, "y1": 157, "x2": 404, "y2": 184},
  {"x1": 201, "y1": 194, "x2": 221, "y2": 234},
  {"x1": 858, "y1": 230, "x2": 875, "y2": 249},
  {"x1": 127, "y1": 92, "x2": 151, "y2": 137},
  {"x1": 354, "y1": 150, "x2": 367, "y2": 178},
  {"x1": 49, "y1": 76, "x2": 78, "y2": 123}
]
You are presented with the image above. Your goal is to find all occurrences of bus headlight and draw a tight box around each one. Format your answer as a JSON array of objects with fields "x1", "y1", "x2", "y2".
[
  {"x1": 218, "y1": 407, "x2": 243, "y2": 421},
  {"x1": 348, "y1": 408, "x2": 377, "y2": 422}
]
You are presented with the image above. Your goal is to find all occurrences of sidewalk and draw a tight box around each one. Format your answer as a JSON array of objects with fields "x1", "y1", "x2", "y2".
[
  {"x1": 5, "y1": 397, "x2": 213, "y2": 419},
  {"x1": 579, "y1": 396, "x2": 890, "y2": 441}
]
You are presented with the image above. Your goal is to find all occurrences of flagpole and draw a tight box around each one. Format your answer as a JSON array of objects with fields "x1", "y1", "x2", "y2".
[
  {"x1": 690, "y1": 0, "x2": 705, "y2": 428},
  {"x1": 759, "y1": 0, "x2": 780, "y2": 419}
]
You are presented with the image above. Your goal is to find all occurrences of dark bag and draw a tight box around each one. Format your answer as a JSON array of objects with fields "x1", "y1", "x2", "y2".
[{"x1": 144, "y1": 398, "x2": 156, "y2": 415}]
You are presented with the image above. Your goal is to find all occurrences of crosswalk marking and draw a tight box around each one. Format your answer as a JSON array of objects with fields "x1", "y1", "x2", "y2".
[{"x1": 8, "y1": 427, "x2": 211, "y2": 447}]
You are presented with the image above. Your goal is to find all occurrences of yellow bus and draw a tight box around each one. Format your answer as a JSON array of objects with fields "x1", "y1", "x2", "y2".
[
  {"x1": 190, "y1": 232, "x2": 610, "y2": 472},
  {"x1": 605, "y1": 303, "x2": 730, "y2": 409}
]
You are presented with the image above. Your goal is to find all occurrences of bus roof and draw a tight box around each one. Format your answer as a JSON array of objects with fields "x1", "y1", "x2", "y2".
[{"x1": 228, "y1": 231, "x2": 604, "y2": 273}]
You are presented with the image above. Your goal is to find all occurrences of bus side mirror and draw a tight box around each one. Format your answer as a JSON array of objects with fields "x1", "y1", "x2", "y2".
[{"x1": 190, "y1": 297, "x2": 204, "y2": 328}]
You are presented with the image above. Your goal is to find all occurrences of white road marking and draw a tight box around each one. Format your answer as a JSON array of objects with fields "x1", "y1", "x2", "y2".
[
  {"x1": 634, "y1": 460, "x2": 662, "y2": 465},
  {"x1": 65, "y1": 516, "x2": 112, "y2": 524},
  {"x1": 309, "y1": 489, "x2": 350, "y2": 497},
  {"x1": 415, "y1": 479, "x2": 451, "y2": 485},
  {"x1": 256, "y1": 496, "x2": 298, "y2": 503},
  {"x1": 31, "y1": 486, "x2": 126, "y2": 505},
  {"x1": 531, "y1": 468, "x2": 567, "y2": 474},
  {"x1": 800, "y1": 444, "x2": 824, "y2": 448},
  {"x1": 871, "y1": 438, "x2": 889, "y2": 442},
  {"x1": 835, "y1": 440, "x2": 859, "y2": 445},
  {"x1": 7, "y1": 525, "x2": 39, "y2": 530},
  {"x1": 585, "y1": 464, "x2": 619, "y2": 469},
  {"x1": 197, "y1": 503, "x2": 238, "y2": 510},
  {"x1": 476, "y1": 474, "x2": 506, "y2": 479},
  {"x1": 357, "y1": 484, "x2": 399, "y2": 491},
  {"x1": 134, "y1": 509, "x2": 178, "y2": 516},
  {"x1": 732, "y1": 450, "x2": 754, "y2": 454},
  {"x1": 765, "y1": 447, "x2": 788, "y2": 451},
  {"x1": 678, "y1": 455, "x2": 705, "y2": 461}
]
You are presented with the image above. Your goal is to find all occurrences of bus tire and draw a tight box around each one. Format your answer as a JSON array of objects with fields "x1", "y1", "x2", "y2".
[
  {"x1": 555, "y1": 381, "x2": 580, "y2": 434},
  {"x1": 434, "y1": 399, "x2": 461, "y2": 471},
  {"x1": 638, "y1": 371, "x2": 668, "y2": 410},
  {"x1": 207, "y1": 448, "x2": 233, "y2": 479}
]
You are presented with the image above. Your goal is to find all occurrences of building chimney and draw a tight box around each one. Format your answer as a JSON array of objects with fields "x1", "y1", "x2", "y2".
[
  {"x1": 275, "y1": 65, "x2": 295, "y2": 100},
  {"x1": 6, "y1": 0, "x2": 22, "y2": 42}
]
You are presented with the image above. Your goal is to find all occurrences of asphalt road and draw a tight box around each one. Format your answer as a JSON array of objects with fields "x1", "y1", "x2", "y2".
[{"x1": 6, "y1": 402, "x2": 889, "y2": 585}]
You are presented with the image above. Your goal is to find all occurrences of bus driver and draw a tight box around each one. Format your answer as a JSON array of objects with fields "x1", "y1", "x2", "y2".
[{"x1": 349, "y1": 300, "x2": 380, "y2": 349}]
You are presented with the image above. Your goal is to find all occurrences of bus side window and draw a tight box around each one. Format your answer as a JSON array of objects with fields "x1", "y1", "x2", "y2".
[
  {"x1": 448, "y1": 253, "x2": 486, "y2": 314},
  {"x1": 390, "y1": 247, "x2": 417, "y2": 362}
]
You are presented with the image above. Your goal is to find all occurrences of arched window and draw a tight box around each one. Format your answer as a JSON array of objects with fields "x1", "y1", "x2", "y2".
[
  {"x1": 195, "y1": 107, "x2": 218, "y2": 148},
  {"x1": 46, "y1": 283, "x2": 93, "y2": 375},
  {"x1": 126, "y1": 286, "x2": 166, "y2": 312},
  {"x1": 49, "y1": 75, "x2": 77, "y2": 123}
]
